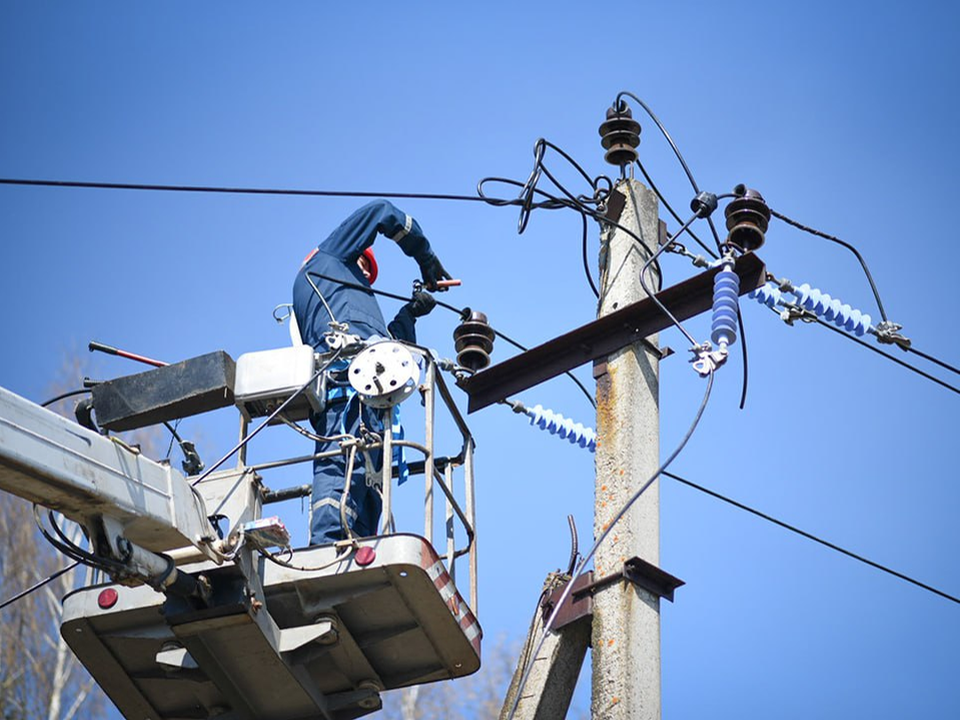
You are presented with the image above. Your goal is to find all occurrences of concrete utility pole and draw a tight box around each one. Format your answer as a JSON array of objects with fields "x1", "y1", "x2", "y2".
[{"x1": 593, "y1": 179, "x2": 661, "y2": 719}]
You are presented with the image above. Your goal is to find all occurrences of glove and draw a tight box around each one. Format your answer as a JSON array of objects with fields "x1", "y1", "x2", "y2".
[
  {"x1": 418, "y1": 254, "x2": 452, "y2": 291},
  {"x1": 407, "y1": 291, "x2": 437, "y2": 318}
]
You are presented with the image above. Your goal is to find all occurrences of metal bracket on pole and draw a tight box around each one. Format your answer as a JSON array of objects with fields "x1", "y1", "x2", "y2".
[
  {"x1": 576, "y1": 556, "x2": 685, "y2": 603},
  {"x1": 541, "y1": 556, "x2": 685, "y2": 635}
]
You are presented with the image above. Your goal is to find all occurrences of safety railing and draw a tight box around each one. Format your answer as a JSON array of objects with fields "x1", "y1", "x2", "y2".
[{"x1": 241, "y1": 344, "x2": 479, "y2": 613}]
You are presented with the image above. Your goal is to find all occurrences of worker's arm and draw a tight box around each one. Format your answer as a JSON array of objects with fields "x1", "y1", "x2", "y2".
[
  {"x1": 388, "y1": 291, "x2": 436, "y2": 343},
  {"x1": 318, "y1": 200, "x2": 452, "y2": 290}
]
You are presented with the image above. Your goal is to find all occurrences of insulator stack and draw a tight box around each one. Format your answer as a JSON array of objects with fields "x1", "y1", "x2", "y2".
[
  {"x1": 724, "y1": 186, "x2": 771, "y2": 251},
  {"x1": 748, "y1": 281, "x2": 874, "y2": 336},
  {"x1": 526, "y1": 404, "x2": 596, "y2": 453},
  {"x1": 453, "y1": 310, "x2": 495, "y2": 371},
  {"x1": 748, "y1": 282, "x2": 783, "y2": 309},
  {"x1": 791, "y1": 283, "x2": 874, "y2": 336},
  {"x1": 711, "y1": 262, "x2": 740, "y2": 349},
  {"x1": 598, "y1": 103, "x2": 641, "y2": 167}
]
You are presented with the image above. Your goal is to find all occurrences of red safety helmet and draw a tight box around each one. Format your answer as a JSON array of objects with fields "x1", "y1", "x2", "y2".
[{"x1": 360, "y1": 247, "x2": 379, "y2": 284}]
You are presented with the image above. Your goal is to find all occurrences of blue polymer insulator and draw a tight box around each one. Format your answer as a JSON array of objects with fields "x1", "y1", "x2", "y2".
[
  {"x1": 791, "y1": 283, "x2": 873, "y2": 336},
  {"x1": 711, "y1": 263, "x2": 740, "y2": 348},
  {"x1": 748, "y1": 282, "x2": 782, "y2": 308},
  {"x1": 527, "y1": 404, "x2": 597, "y2": 453}
]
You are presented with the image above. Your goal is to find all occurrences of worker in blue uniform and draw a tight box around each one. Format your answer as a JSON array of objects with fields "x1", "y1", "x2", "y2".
[{"x1": 293, "y1": 200, "x2": 451, "y2": 545}]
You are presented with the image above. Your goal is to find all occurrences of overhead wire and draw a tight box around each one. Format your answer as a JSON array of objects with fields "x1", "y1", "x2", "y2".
[
  {"x1": 663, "y1": 470, "x2": 960, "y2": 606},
  {"x1": 0, "y1": 561, "x2": 80, "y2": 611},
  {"x1": 812, "y1": 317, "x2": 960, "y2": 397},
  {"x1": 505, "y1": 369, "x2": 715, "y2": 720},
  {"x1": 0, "y1": 177, "x2": 492, "y2": 204},
  {"x1": 769, "y1": 207, "x2": 890, "y2": 323},
  {"x1": 900, "y1": 343, "x2": 960, "y2": 378},
  {"x1": 753, "y1": 301, "x2": 960, "y2": 396},
  {"x1": 615, "y1": 90, "x2": 723, "y2": 252}
]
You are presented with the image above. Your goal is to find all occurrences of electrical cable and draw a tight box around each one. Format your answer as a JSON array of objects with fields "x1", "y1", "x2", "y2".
[
  {"x1": 0, "y1": 561, "x2": 80, "y2": 611},
  {"x1": 901, "y1": 343, "x2": 960, "y2": 378},
  {"x1": 615, "y1": 91, "x2": 723, "y2": 252},
  {"x1": 769, "y1": 207, "x2": 889, "y2": 323},
  {"x1": 190, "y1": 348, "x2": 344, "y2": 486},
  {"x1": 505, "y1": 369, "x2": 715, "y2": 720},
  {"x1": 258, "y1": 544, "x2": 355, "y2": 573},
  {"x1": 306, "y1": 271, "x2": 597, "y2": 409},
  {"x1": 41, "y1": 388, "x2": 90, "y2": 407},
  {"x1": 755, "y1": 302, "x2": 960, "y2": 396},
  {"x1": 580, "y1": 210, "x2": 599, "y2": 298},
  {"x1": 638, "y1": 211, "x2": 705, "y2": 349},
  {"x1": 278, "y1": 416, "x2": 353, "y2": 444},
  {"x1": 812, "y1": 317, "x2": 960, "y2": 397},
  {"x1": 663, "y1": 470, "x2": 960, "y2": 606},
  {"x1": 0, "y1": 177, "x2": 493, "y2": 205},
  {"x1": 478, "y1": 141, "x2": 661, "y2": 295},
  {"x1": 635, "y1": 158, "x2": 717, "y2": 259},
  {"x1": 737, "y1": 312, "x2": 750, "y2": 410},
  {"x1": 33, "y1": 506, "x2": 127, "y2": 574}
]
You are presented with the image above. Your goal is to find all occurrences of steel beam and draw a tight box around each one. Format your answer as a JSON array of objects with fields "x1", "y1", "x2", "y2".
[{"x1": 461, "y1": 253, "x2": 765, "y2": 412}]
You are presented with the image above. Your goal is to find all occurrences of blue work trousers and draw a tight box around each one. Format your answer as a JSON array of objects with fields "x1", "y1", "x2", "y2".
[{"x1": 309, "y1": 396, "x2": 385, "y2": 545}]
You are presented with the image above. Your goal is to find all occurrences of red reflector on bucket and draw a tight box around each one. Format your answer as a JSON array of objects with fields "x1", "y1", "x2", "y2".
[
  {"x1": 98, "y1": 588, "x2": 119, "y2": 609},
  {"x1": 355, "y1": 546, "x2": 376, "y2": 566}
]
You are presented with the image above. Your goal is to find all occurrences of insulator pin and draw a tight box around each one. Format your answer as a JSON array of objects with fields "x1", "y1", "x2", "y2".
[
  {"x1": 711, "y1": 263, "x2": 740, "y2": 348},
  {"x1": 599, "y1": 103, "x2": 641, "y2": 167},
  {"x1": 724, "y1": 185, "x2": 771, "y2": 252},
  {"x1": 453, "y1": 310, "x2": 496, "y2": 372}
]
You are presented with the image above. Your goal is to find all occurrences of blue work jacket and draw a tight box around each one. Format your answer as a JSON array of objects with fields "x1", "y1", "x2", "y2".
[{"x1": 293, "y1": 200, "x2": 437, "y2": 348}]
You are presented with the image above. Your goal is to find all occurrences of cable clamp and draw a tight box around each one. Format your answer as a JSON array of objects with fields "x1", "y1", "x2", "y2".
[
  {"x1": 875, "y1": 321, "x2": 912, "y2": 350},
  {"x1": 778, "y1": 302, "x2": 817, "y2": 326},
  {"x1": 690, "y1": 343, "x2": 727, "y2": 376},
  {"x1": 324, "y1": 323, "x2": 361, "y2": 352}
]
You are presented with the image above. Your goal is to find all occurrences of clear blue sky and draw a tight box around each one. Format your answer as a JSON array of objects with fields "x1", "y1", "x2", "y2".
[{"x1": 1, "y1": 3, "x2": 958, "y2": 718}]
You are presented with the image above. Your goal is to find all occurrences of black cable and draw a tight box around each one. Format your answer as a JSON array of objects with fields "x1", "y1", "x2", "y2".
[
  {"x1": 307, "y1": 271, "x2": 598, "y2": 409},
  {"x1": 0, "y1": 561, "x2": 80, "y2": 611},
  {"x1": 663, "y1": 471, "x2": 960, "y2": 606},
  {"x1": 33, "y1": 505, "x2": 127, "y2": 573},
  {"x1": 635, "y1": 158, "x2": 717, "y2": 259},
  {"x1": 41, "y1": 388, "x2": 90, "y2": 407},
  {"x1": 639, "y1": 211, "x2": 706, "y2": 349},
  {"x1": 902, "y1": 343, "x2": 960, "y2": 378},
  {"x1": 770, "y1": 207, "x2": 890, "y2": 323},
  {"x1": 580, "y1": 203, "x2": 599, "y2": 298},
  {"x1": 813, "y1": 318, "x2": 960, "y2": 397},
  {"x1": 737, "y1": 311, "x2": 750, "y2": 410},
  {"x1": 615, "y1": 91, "x2": 723, "y2": 253},
  {"x1": 0, "y1": 177, "x2": 492, "y2": 204}
]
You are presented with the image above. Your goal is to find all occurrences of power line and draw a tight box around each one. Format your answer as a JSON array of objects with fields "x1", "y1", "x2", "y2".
[
  {"x1": 0, "y1": 177, "x2": 489, "y2": 204},
  {"x1": 664, "y1": 470, "x2": 960, "y2": 606},
  {"x1": 0, "y1": 561, "x2": 80, "y2": 611},
  {"x1": 770, "y1": 207, "x2": 890, "y2": 323},
  {"x1": 813, "y1": 317, "x2": 960, "y2": 397},
  {"x1": 903, "y1": 342, "x2": 960, "y2": 378}
]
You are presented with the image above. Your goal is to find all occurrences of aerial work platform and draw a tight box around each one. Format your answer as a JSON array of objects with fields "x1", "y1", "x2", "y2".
[
  {"x1": 62, "y1": 535, "x2": 481, "y2": 720},
  {"x1": 0, "y1": 338, "x2": 481, "y2": 720}
]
